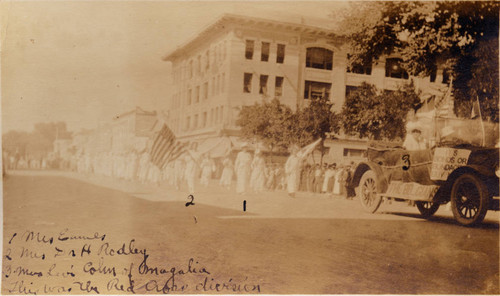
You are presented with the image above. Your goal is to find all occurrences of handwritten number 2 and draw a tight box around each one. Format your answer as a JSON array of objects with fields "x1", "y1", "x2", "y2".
[
  {"x1": 185, "y1": 195, "x2": 195, "y2": 207},
  {"x1": 402, "y1": 154, "x2": 411, "y2": 171}
]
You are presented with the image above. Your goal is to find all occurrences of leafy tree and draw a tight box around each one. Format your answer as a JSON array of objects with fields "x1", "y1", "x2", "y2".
[
  {"x1": 2, "y1": 121, "x2": 72, "y2": 158},
  {"x1": 236, "y1": 99, "x2": 294, "y2": 151},
  {"x1": 293, "y1": 97, "x2": 340, "y2": 161},
  {"x1": 341, "y1": 82, "x2": 420, "y2": 140},
  {"x1": 336, "y1": 1, "x2": 499, "y2": 121},
  {"x1": 236, "y1": 97, "x2": 340, "y2": 163}
]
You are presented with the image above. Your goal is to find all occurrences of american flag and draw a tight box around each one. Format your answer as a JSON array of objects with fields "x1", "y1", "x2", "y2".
[{"x1": 149, "y1": 123, "x2": 188, "y2": 169}]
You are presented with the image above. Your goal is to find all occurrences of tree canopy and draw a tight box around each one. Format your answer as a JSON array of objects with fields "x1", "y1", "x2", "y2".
[
  {"x1": 341, "y1": 82, "x2": 421, "y2": 140},
  {"x1": 336, "y1": 1, "x2": 499, "y2": 121},
  {"x1": 2, "y1": 122, "x2": 72, "y2": 157},
  {"x1": 236, "y1": 98, "x2": 339, "y2": 153},
  {"x1": 236, "y1": 99, "x2": 295, "y2": 151}
]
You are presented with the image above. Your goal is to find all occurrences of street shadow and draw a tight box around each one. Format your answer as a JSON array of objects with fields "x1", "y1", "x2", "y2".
[{"x1": 382, "y1": 211, "x2": 500, "y2": 229}]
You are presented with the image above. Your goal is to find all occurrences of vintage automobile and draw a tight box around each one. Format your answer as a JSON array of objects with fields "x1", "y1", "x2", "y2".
[{"x1": 351, "y1": 142, "x2": 499, "y2": 226}]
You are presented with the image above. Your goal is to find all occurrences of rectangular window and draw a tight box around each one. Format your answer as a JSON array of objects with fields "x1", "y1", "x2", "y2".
[
  {"x1": 430, "y1": 65, "x2": 437, "y2": 83},
  {"x1": 306, "y1": 47, "x2": 333, "y2": 70},
  {"x1": 261, "y1": 42, "x2": 270, "y2": 62},
  {"x1": 223, "y1": 41, "x2": 227, "y2": 60},
  {"x1": 212, "y1": 77, "x2": 216, "y2": 96},
  {"x1": 277, "y1": 44, "x2": 285, "y2": 64},
  {"x1": 245, "y1": 40, "x2": 254, "y2": 60},
  {"x1": 195, "y1": 86, "x2": 200, "y2": 103},
  {"x1": 197, "y1": 55, "x2": 201, "y2": 75},
  {"x1": 346, "y1": 54, "x2": 372, "y2": 75},
  {"x1": 205, "y1": 50, "x2": 210, "y2": 71},
  {"x1": 275, "y1": 76, "x2": 284, "y2": 97},
  {"x1": 243, "y1": 73, "x2": 252, "y2": 93},
  {"x1": 203, "y1": 82, "x2": 208, "y2": 100},
  {"x1": 221, "y1": 73, "x2": 225, "y2": 93},
  {"x1": 220, "y1": 106, "x2": 224, "y2": 122},
  {"x1": 343, "y1": 148, "x2": 366, "y2": 157},
  {"x1": 194, "y1": 114, "x2": 199, "y2": 129},
  {"x1": 216, "y1": 75, "x2": 220, "y2": 95},
  {"x1": 187, "y1": 89, "x2": 192, "y2": 105},
  {"x1": 186, "y1": 116, "x2": 191, "y2": 130},
  {"x1": 202, "y1": 112, "x2": 207, "y2": 127},
  {"x1": 304, "y1": 80, "x2": 331, "y2": 100},
  {"x1": 259, "y1": 75, "x2": 268, "y2": 95},
  {"x1": 189, "y1": 60, "x2": 193, "y2": 78},
  {"x1": 345, "y1": 85, "x2": 359, "y2": 98},
  {"x1": 210, "y1": 108, "x2": 214, "y2": 125},
  {"x1": 385, "y1": 58, "x2": 409, "y2": 79},
  {"x1": 215, "y1": 107, "x2": 219, "y2": 123},
  {"x1": 442, "y1": 69, "x2": 450, "y2": 84}
]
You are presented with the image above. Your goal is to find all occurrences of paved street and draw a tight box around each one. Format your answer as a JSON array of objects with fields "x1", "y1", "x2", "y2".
[{"x1": 2, "y1": 170, "x2": 499, "y2": 294}]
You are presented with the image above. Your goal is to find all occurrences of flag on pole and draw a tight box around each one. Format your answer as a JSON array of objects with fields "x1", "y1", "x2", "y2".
[
  {"x1": 471, "y1": 99, "x2": 481, "y2": 119},
  {"x1": 149, "y1": 123, "x2": 188, "y2": 169},
  {"x1": 297, "y1": 138, "x2": 322, "y2": 158},
  {"x1": 471, "y1": 96, "x2": 486, "y2": 146}
]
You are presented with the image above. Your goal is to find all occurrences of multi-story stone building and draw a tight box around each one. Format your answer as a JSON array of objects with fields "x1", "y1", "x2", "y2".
[{"x1": 163, "y1": 13, "x2": 450, "y2": 162}]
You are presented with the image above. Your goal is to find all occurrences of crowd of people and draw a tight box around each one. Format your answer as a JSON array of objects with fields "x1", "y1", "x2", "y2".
[
  {"x1": 3, "y1": 144, "x2": 359, "y2": 199},
  {"x1": 3, "y1": 151, "x2": 51, "y2": 170}
]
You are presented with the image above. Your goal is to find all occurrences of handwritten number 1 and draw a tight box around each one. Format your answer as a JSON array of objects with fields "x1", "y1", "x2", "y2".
[
  {"x1": 185, "y1": 195, "x2": 195, "y2": 207},
  {"x1": 402, "y1": 154, "x2": 411, "y2": 171}
]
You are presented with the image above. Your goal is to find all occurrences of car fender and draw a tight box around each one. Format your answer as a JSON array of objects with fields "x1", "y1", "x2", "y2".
[
  {"x1": 352, "y1": 161, "x2": 389, "y2": 193},
  {"x1": 434, "y1": 165, "x2": 499, "y2": 203}
]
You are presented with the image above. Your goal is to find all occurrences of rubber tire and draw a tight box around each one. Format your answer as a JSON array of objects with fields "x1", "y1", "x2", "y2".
[
  {"x1": 416, "y1": 201, "x2": 440, "y2": 218},
  {"x1": 358, "y1": 170, "x2": 382, "y2": 213},
  {"x1": 450, "y1": 173, "x2": 489, "y2": 226}
]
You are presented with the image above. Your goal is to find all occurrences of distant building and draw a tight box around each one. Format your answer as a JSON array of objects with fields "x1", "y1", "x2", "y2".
[
  {"x1": 73, "y1": 107, "x2": 157, "y2": 155},
  {"x1": 163, "y1": 14, "x2": 450, "y2": 161},
  {"x1": 109, "y1": 107, "x2": 157, "y2": 152}
]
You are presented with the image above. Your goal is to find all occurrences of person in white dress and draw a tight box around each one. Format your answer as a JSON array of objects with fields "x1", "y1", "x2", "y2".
[
  {"x1": 322, "y1": 164, "x2": 336, "y2": 193},
  {"x1": 333, "y1": 165, "x2": 344, "y2": 196},
  {"x1": 234, "y1": 145, "x2": 252, "y2": 194},
  {"x1": 184, "y1": 153, "x2": 198, "y2": 194},
  {"x1": 200, "y1": 154, "x2": 215, "y2": 187},
  {"x1": 174, "y1": 158, "x2": 185, "y2": 190},
  {"x1": 285, "y1": 139, "x2": 321, "y2": 197},
  {"x1": 219, "y1": 156, "x2": 234, "y2": 189},
  {"x1": 250, "y1": 149, "x2": 266, "y2": 192}
]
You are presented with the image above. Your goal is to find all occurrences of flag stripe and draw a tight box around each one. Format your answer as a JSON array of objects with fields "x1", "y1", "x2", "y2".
[{"x1": 149, "y1": 123, "x2": 188, "y2": 169}]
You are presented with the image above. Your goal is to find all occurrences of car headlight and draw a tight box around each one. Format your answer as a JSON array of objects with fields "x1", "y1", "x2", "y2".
[{"x1": 496, "y1": 165, "x2": 500, "y2": 178}]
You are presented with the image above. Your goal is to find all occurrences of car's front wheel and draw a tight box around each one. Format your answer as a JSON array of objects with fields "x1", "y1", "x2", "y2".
[
  {"x1": 416, "y1": 201, "x2": 440, "y2": 218},
  {"x1": 358, "y1": 170, "x2": 382, "y2": 213},
  {"x1": 450, "y1": 173, "x2": 489, "y2": 226}
]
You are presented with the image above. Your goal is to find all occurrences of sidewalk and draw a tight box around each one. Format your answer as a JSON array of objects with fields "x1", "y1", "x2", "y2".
[{"x1": 6, "y1": 169, "x2": 460, "y2": 221}]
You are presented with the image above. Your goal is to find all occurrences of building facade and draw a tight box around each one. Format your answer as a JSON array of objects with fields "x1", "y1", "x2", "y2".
[
  {"x1": 163, "y1": 14, "x2": 450, "y2": 161},
  {"x1": 72, "y1": 107, "x2": 157, "y2": 155}
]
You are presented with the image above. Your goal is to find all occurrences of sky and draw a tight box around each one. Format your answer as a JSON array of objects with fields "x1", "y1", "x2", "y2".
[{"x1": 1, "y1": 1, "x2": 348, "y2": 133}]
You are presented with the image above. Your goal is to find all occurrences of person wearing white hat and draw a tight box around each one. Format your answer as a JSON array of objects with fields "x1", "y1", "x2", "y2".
[{"x1": 403, "y1": 121, "x2": 428, "y2": 151}]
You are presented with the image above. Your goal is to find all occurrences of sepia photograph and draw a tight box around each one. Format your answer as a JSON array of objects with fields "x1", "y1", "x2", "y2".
[{"x1": 1, "y1": 1, "x2": 499, "y2": 294}]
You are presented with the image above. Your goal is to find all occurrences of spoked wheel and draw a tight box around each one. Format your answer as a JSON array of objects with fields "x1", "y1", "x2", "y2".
[
  {"x1": 416, "y1": 201, "x2": 440, "y2": 218},
  {"x1": 358, "y1": 170, "x2": 382, "y2": 213},
  {"x1": 450, "y1": 173, "x2": 489, "y2": 226}
]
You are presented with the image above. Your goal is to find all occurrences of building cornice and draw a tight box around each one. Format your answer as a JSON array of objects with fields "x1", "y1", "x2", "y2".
[{"x1": 163, "y1": 13, "x2": 341, "y2": 62}]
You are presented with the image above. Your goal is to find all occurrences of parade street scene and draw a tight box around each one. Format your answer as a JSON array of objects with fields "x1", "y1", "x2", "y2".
[{"x1": 2, "y1": 1, "x2": 499, "y2": 295}]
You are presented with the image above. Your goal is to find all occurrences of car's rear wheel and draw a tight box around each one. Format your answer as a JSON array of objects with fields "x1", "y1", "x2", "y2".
[
  {"x1": 450, "y1": 173, "x2": 489, "y2": 226},
  {"x1": 358, "y1": 170, "x2": 382, "y2": 213},
  {"x1": 416, "y1": 201, "x2": 440, "y2": 218}
]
